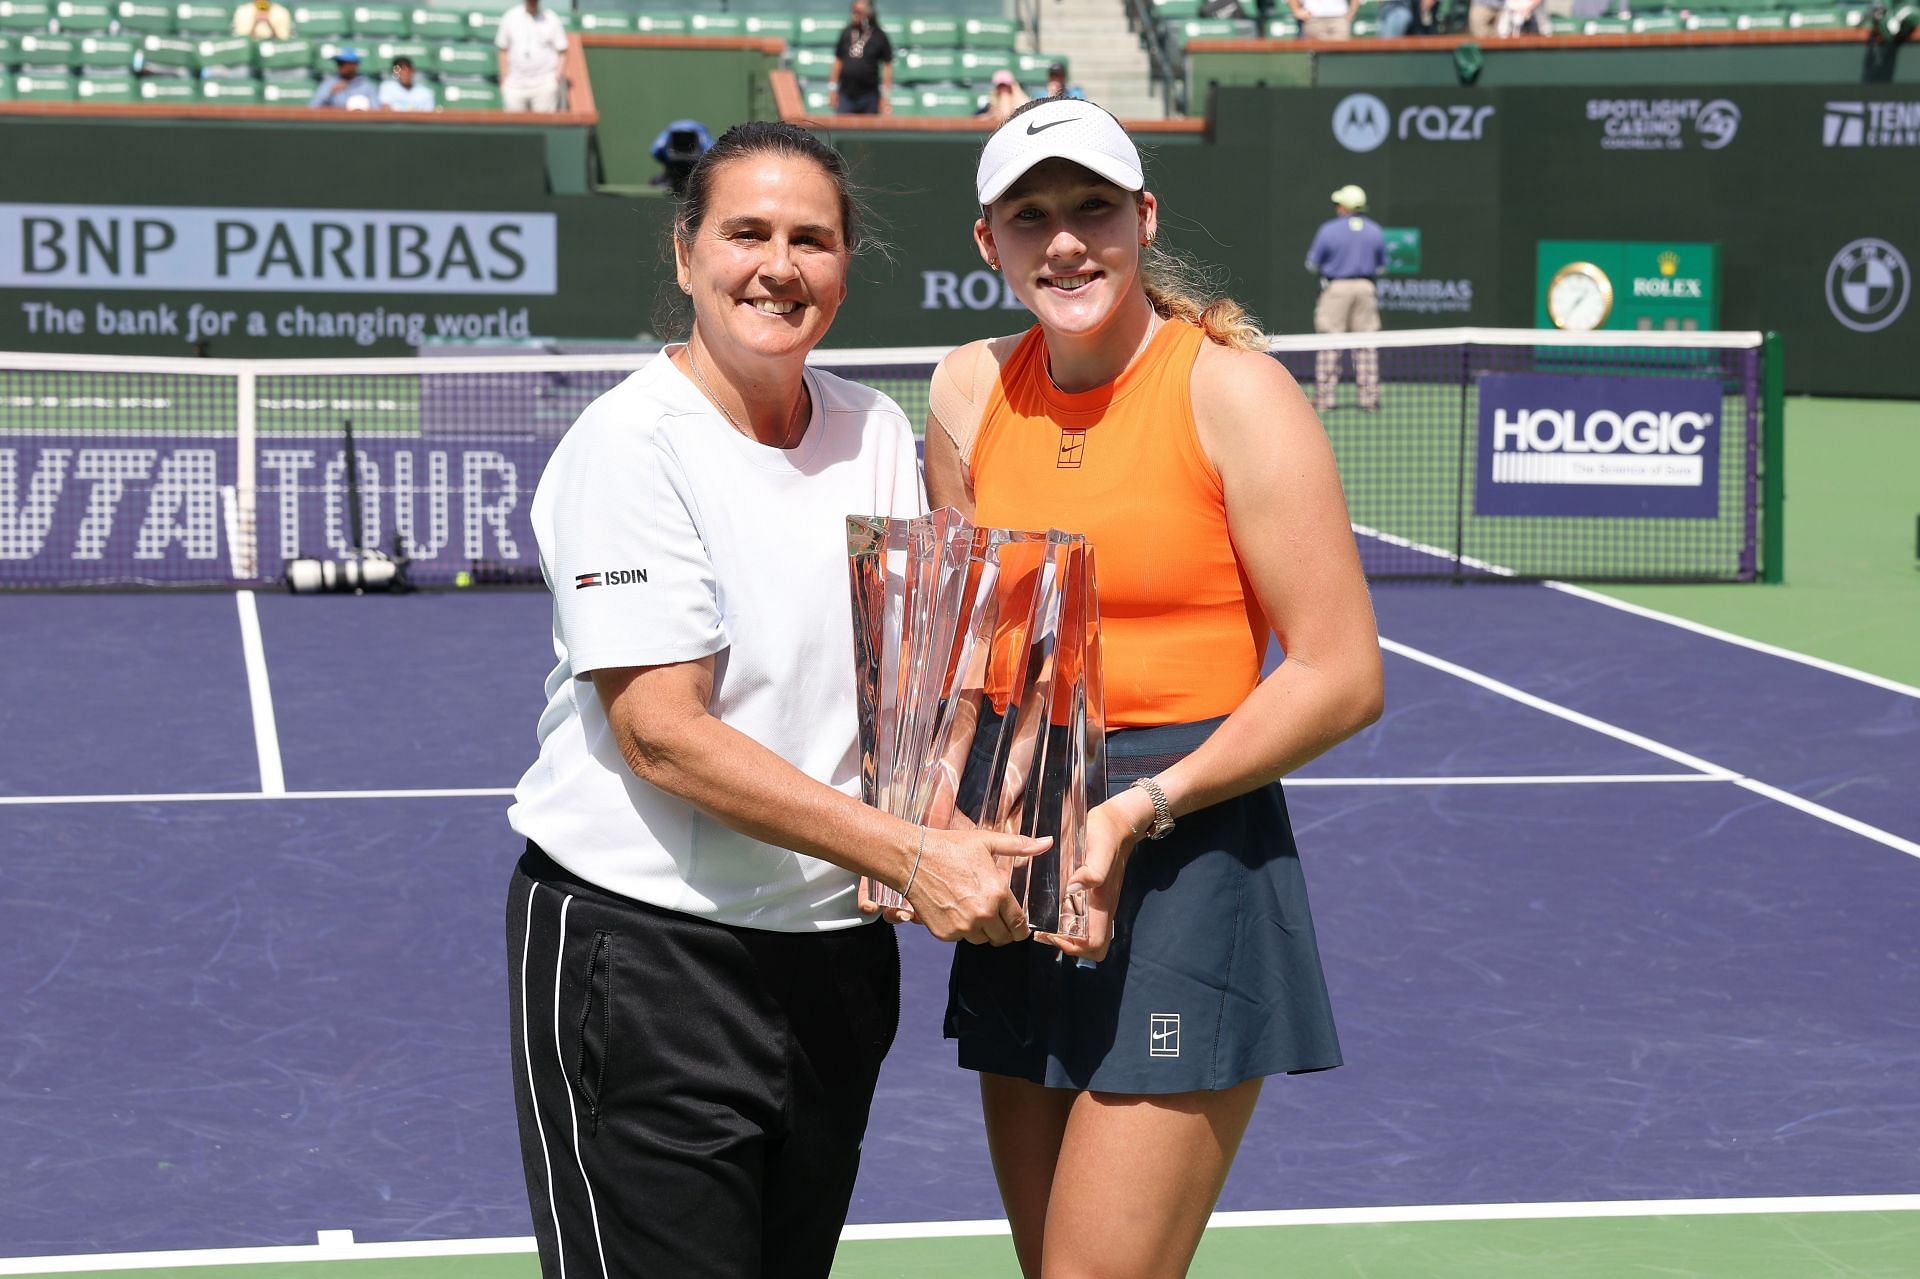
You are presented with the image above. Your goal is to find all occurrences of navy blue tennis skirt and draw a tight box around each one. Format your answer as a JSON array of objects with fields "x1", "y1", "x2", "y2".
[{"x1": 944, "y1": 716, "x2": 1343, "y2": 1093}]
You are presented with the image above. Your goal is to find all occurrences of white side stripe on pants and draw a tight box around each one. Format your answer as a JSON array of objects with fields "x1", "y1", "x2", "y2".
[
  {"x1": 553, "y1": 894, "x2": 610, "y2": 1279},
  {"x1": 520, "y1": 884, "x2": 567, "y2": 1279}
]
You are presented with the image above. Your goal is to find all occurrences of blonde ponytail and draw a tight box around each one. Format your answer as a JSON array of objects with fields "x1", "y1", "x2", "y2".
[{"x1": 1141, "y1": 242, "x2": 1266, "y2": 352}]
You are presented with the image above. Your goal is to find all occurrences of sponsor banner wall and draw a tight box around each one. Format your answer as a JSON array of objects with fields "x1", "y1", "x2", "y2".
[{"x1": 1475, "y1": 373, "x2": 1723, "y2": 518}]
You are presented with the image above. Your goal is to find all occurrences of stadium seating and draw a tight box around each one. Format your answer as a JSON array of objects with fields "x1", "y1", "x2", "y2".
[{"x1": 54, "y1": 1, "x2": 114, "y2": 32}]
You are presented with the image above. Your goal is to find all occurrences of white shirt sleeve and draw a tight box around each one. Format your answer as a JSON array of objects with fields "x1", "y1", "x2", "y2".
[
  {"x1": 495, "y1": 13, "x2": 512, "y2": 50},
  {"x1": 542, "y1": 424, "x2": 728, "y2": 676}
]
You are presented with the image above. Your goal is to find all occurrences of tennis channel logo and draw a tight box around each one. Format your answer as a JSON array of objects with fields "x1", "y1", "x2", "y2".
[
  {"x1": 1331, "y1": 94, "x2": 1494, "y2": 152},
  {"x1": 1824, "y1": 238, "x2": 1910, "y2": 333},
  {"x1": 574, "y1": 568, "x2": 649, "y2": 589},
  {"x1": 1584, "y1": 98, "x2": 1741, "y2": 151},
  {"x1": 1475, "y1": 374, "x2": 1722, "y2": 519},
  {"x1": 1822, "y1": 101, "x2": 1920, "y2": 148}
]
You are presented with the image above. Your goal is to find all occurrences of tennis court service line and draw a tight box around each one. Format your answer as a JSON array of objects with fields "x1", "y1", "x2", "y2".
[
  {"x1": 234, "y1": 591, "x2": 285, "y2": 796},
  {"x1": 1380, "y1": 636, "x2": 1920, "y2": 863},
  {"x1": 2, "y1": 1195, "x2": 1915, "y2": 1273}
]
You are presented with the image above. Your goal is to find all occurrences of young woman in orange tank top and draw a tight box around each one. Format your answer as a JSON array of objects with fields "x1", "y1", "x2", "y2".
[{"x1": 916, "y1": 98, "x2": 1384, "y2": 1279}]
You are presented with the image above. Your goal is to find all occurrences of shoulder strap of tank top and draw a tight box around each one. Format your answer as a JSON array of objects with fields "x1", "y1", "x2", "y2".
[{"x1": 928, "y1": 331, "x2": 1027, "y2": 470}]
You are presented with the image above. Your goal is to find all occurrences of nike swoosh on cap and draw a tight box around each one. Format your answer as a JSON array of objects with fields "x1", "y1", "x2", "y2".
[{"x1": 1026, "y1": 117, "x2": 1075, "y2": 134}]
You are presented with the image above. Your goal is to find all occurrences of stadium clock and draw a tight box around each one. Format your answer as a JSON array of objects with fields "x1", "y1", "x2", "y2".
[{"x1": 1546, "y1": 261, "x2": 1615, "y2": 330}]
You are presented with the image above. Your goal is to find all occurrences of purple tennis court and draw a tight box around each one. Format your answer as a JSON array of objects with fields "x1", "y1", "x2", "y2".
[{"x1": 1, "y1": 582, "x2": 1915, "y2": 1264}]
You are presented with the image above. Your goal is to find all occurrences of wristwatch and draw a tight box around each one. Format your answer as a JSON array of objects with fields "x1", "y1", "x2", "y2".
[{"x1": 1129, "y1": 777, "x2": 1175, "y2": 841}]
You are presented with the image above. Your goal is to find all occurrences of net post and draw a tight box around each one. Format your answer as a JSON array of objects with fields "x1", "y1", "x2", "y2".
[
  {"x1": 1761, "y1": 331, "x2": 1785, "y2": 585},
  {"x1": 235, "y1": 365, "x2": 259, "y2": 583}
]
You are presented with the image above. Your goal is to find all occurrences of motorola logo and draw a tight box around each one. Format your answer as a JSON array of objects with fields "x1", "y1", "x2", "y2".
[{"x1": 1331, "y1": 93, "x2": 1391, "y2": 152}]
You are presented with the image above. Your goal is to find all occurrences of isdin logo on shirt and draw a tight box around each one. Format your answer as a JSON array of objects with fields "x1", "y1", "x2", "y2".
[{"x1": 574, "y1": 568, "x2": 649, "y2": 589}]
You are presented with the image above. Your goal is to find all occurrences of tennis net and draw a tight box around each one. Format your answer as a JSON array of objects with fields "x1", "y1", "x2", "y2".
[{"x1": 0, "y1": 328, "x2": 1777, "y2": 589}]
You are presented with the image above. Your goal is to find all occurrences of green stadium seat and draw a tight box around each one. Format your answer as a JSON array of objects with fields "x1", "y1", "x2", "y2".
[
  {"x1": 905, "y1": 16, "x2": 960, "y2": 45},
  {"x1": 1685, "y1": 12, "x2": 1736, "y2": 28},
  {"x1": 309, "y1": 35, "x2": 354, "y2": 68},
  {"x1": 13, "y1": 69, "x2": 75, "y2": 96},
  {"x1": 1581, "y1": 16, "x2": 1630, "y2": 31},
  {"x1": 741, "y1": 14, "x2": 792, "y2": 40},
  {"x1": 113, "y1": 1, "x2": 171, "y2": 33},
  {"x1": 0, "y1": 56, "x2": 10, "y2": 92},
  {"x1": 76, "y1": 32, "x2": 134, "y2": 65},
  {"x1": 686, "y1": 14, "x2": 742, "y2": 36},
  {"x1": 437, "y1": 76, "x2": 497, "y2": 106},
  {"x1": 350, "y1": 4, "x2": 407, "y2": 36},
  {"x1": 201, "y1": 75, "x2": 260, "y2": 99},
  {"x1": 631, "y1": 14, "x2": 689, "y2": 35},
  {"x1": 897, "y1": 48, "x2": 956, "y2": 82},
  {"x1": 260, "y1": 75, "x2": 315, "y2": 99},
  {"x1": 0, "y1": 1, "x2": 52, "y2": 31},
  {"x1": 574, "y1": 9, "x2": 632, "y2": 33},
  {"x1": 196, "y1": 34, "x2": 252, "y2": 72},
  {"x1": 252, "y1": 34, "x2": 307, "y2": 66},
  {"x1": 372, "y1": 36, "x2": 424, "y2": 61},
  {"x1": 407, "y1": 6, "x2": 462, "y2": 38},
  {"x1": 429, "y1": 39, "x2": 488, "y2": 76},
  {"x1": 261, "y1": 60, "x2": 313, "y2": 79},
  {"x1": 173, "y1": 2, "x2": 225, "y2": 33},
  {"x1": 788, "y1": 45, "x2": 834, "y2": 77},
  {"x1": 1631, "y1": 14, "x2": 1682, "y2": 30},
  {"x1": 962, "y1": 16, "x2": 1017, "y2": 49},
  {"x1": 915, "y1": 86, "x2": 974, "y2": 116},
  {"x1": 16, "y1": 33, "x2": 76, "y2": 65},
  {"x1": 139, "y1": 32, "x2": 197, "y2": 69},
  {"x1": 1015, "y1": 51, "x2": 1065, "y2": 78},
  {"x1": 1266, "y1": 17, "x2": 1300, "y2": 35},
  {"x1": 1352, "y1": 17, "x2": 1377, "y2": 34},
  {"x1": 137, "y1": 73, "x2": 194, "y2": 97},
  {"x1": 75, "y1": 71, "x2": 134, "y2": 97},
  {"x1": 794, "y1": 13, "x2": 840, "y2": 46},
  {"x1": 53, "y1": 0, "x2": 113, "y2": 32},
  {"x1": 1787, "y1": 7, "x2": 1856, "y2": 26},
  {"x1": 886, "y1": 90, "x2": 922, "y2": 116},
  {"x1": 1168, "y1": 17, "x2": 1239, "y2": 49},
  {"x1": 291, "y1": 4, "x2": 350, "y2": 38},
  {"x1": 957, "y1": 48, "x2": 1011, "y2": 77},
  {"x1": 1152, "y1": 0, "x2": 1203, "y2": 20},
  {"x1": 801, "y1": 83, "x2": 831, "y2": 113},
  {"x1": 1737, "y1": 10, "x2": 1787, "y2": 25}
]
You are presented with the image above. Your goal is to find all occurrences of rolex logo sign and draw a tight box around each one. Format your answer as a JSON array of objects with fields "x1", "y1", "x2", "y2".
[
  {"x1": 1657, "y1": 252, "x2": 1679, "y2": 278},
  {"x1": 1634, "y1": 251, "x2": 1702, "y2": 299}
]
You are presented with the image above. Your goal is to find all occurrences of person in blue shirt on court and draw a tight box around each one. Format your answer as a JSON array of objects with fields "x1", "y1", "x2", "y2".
[
  {"x1": 377, "y1": 55, "x2": 434, "y2": 111},
  {"x1": 309, "y1": 47, "x2": 376, "y2": 109},
  {"x1": 1304, "y1": 183, "x2": 1386, "y2": 412}
]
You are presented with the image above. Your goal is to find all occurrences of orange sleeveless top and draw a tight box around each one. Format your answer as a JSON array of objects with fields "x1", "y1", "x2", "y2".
[{"x1": 970, "y1": 320, "x2": 1268, "y2": 728}]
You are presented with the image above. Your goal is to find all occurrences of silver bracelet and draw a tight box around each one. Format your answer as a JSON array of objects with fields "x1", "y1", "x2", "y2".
[
  {"x1": 901, "y1": 825, "x2": 927, "y2": 897},
  {"x1": 1129, "y1": 776, "x2": 1175, "y2": 841}
]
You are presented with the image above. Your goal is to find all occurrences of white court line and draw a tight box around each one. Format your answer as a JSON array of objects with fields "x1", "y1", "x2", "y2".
[
  {"x1": 1286, "y1": 774, "x2": 1720, "y2": 787},
  {"x1": 0, "y1": 778, "x2": 1731, "y2": 808},
  {"x1": 233, "y1": 591, "x2": 284, "y2": 796},
  {"x1": 2, "y1": 1195, "x2": 1915, "y2": 1272},
  {"x1": 1351, "y1": 521, "x2": 1920, "y2": 702},
  {"x1": 1381, "y1": 635, "x2": 1920, "y2": 863},
  {"x1": 1542, "y1": 581, "x2": 1920, "y2": 701},
  {"x1": 0, "y1": 788, "x2": 515, "y2": 807}
]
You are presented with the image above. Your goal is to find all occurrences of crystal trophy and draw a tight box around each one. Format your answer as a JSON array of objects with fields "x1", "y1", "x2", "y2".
[{"x1": 848, "y1": 508, "x2": 1106, "y2": 939}]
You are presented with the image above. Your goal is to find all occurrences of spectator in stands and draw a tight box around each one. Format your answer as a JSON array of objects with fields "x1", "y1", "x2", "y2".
[
  {"x1": 496, "y1": 0, "x2": 569, "y2": 114},
  {"x1": 977, "y1": 69, "x2": 1032, "y2": 126},
  {"x1": 378, "y1": 55, "x2": 434, "y2": 111},
  {"x1": 1468, "y1": 0, "x2": 1504, "y2": 37},
  {"x1": 1376, "y1": 0, "x2": 1439, "y2": 36},
  {"x1": 1290, "y1": 0, "x2": 1360, "y2": 38},
  {"x1": 309, "y1": 47, "x2": 377, "y2": 109},
  {"x1": 1304, "y1": 183, "x2": 1384, "y2": 411},
  {"x1": 1498, "y1": 0, "x2": 1550, "y2": 35},
  {"x1": 1044, "y1": 61, "x2": 1084, "y2": 101},
  {"x1": 231, "y1": 0, "x2": 292, "y2": 40},
  {"x1": 829, "y1": 0, "x2": 892, "y2": 115}
]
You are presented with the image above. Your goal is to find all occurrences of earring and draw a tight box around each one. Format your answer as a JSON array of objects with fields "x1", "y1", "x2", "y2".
[
  {"x1": 1142, "y1": 234, "x2": 1155, "y2": 247},
  {"x1": 681, "y1": 283, "x2": 691, "y2": 293},
  {"x1": 989, "y1": 259, "x2": 1000, "y2": 271}
]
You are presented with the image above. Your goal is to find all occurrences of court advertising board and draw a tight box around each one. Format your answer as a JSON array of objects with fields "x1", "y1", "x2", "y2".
[{"x1": 1475, "y1": 373, "x2": 1723, "y2": 519}]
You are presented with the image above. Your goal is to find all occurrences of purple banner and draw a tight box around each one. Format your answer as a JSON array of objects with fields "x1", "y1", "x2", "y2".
[
  {"x1": 1, "y1": 434, "x2": 544, "y2": 586},
  {"x1": 1475, "y1": 373, "x2": 1723, "y2": 519}
]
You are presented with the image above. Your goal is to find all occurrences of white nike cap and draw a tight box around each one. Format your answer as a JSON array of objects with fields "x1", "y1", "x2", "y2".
[{"x1": 975, "y1": 99, "x2": 1144, "y2": 205}]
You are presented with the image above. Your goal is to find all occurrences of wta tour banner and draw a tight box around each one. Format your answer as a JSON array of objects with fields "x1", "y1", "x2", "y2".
[{"x1": 1475, "y1": 373, "x2": 1722, "y2": 519}]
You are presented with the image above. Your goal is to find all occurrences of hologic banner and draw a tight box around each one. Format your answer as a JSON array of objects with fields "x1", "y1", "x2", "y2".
[{"x1": 1475, "y1": 373, "x2": 1722, "y2": 519}]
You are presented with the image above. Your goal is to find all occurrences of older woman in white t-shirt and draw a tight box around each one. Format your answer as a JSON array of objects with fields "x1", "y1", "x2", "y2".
[{"x1": 504, "y1": 122, "x2": 1049, "y2": 1279}]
